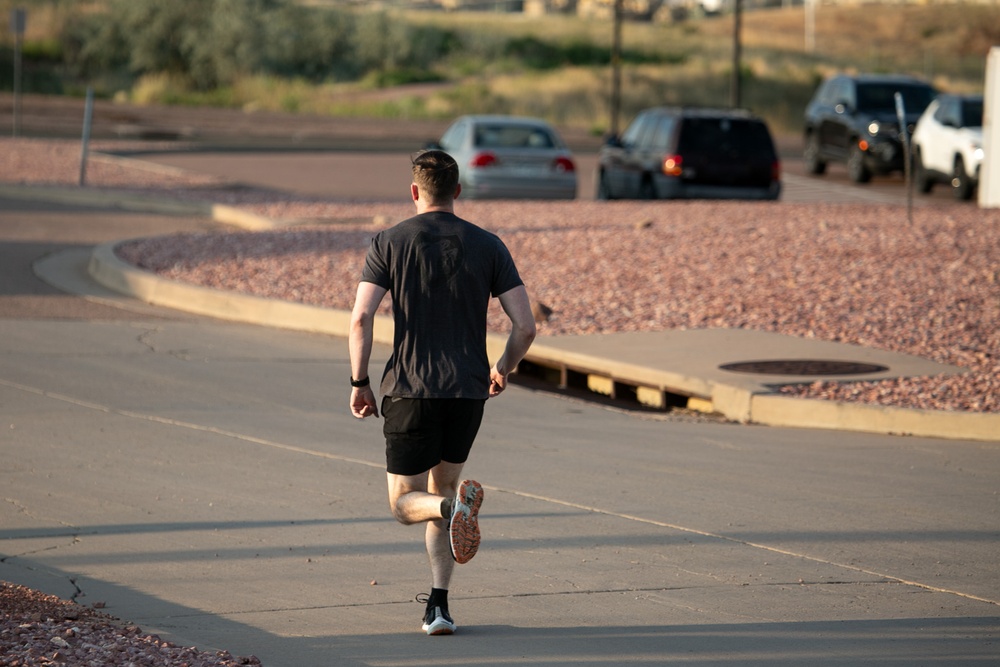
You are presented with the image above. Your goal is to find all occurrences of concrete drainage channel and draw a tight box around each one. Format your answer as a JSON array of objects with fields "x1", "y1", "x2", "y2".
[
  {"x1": 514, "y1": 357, "x2": 894, "y2": 418},
  {"x1": 514, "y1": 358, "x2": 702, "y2": 415}
]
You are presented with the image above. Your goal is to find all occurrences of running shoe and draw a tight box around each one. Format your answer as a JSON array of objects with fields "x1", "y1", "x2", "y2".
[
  {"x1": 450, "y1": 479, "x2": 484, "y2": 564},
  {"x1": 422, "y1": 605, "x2": 456, "y2": 635}
]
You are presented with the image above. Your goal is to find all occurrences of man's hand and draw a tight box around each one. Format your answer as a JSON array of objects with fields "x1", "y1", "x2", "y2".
[
  {"x1": 351, "y1": 386, "x2": 379, "y2": 418},
  {"x1": 489, "y1": 364, "x2": 507, "y2": 398}
]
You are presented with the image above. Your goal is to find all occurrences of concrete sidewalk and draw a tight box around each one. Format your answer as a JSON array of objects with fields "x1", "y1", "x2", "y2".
[{"x1": 11, "y1": 180, "x2": 992, "y2": 442}]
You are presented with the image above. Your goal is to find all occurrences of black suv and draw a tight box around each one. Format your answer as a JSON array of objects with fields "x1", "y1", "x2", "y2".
[
  {"x1": 596, "y1": 107, "x2": 781, "y2": 200},
  {"x1": 803, "y1": 74, "x2": 937, "y2": 183}
]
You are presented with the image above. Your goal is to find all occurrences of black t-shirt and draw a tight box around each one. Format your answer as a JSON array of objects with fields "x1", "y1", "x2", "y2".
[{"x1": 361, "y1": 211, "x2": 524, "y2": 399}]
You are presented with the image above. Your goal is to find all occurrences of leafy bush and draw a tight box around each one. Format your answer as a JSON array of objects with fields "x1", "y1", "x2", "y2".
[
  {"x1": 503, "y1": 36, "x2": 680, "y2": 70},
  {"x1": 21, "y1": 38, "x2": 63, "y2": 62},
  {"x1": 60, "y1": 0, "x2": 358, "y2": 90}
]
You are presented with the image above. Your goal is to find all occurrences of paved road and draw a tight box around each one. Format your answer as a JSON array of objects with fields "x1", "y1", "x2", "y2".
[
  {"x1": 137, "y1": 149, "x2": 968, "y2": 205},
  {"x1": 1, "y1": 194, "x2": 998, "y2": 665}
]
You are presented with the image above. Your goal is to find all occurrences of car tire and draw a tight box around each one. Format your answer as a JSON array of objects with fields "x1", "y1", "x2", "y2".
[
  {"x1": 952, "y1": 156, "x2": 974, "y2": 201},
  {"x1": 914, "y1": 148, "x2": 933, "y2": 194},
  {"x1": 804, "y1": 133, "x2": 827, "y2": 175},
  {"x1": 638, "y1": 177, "x2": 656, "y2": 200},
  {"x1": 847, "y1": 143, "x2": 872, "y2": 184},
  {"x1": 596, "y1": 171, "x2": 612, "y2": 200}
]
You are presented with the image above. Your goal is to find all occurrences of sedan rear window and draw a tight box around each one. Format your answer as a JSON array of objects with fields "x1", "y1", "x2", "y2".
[{"x1": 474, "y1": 125, "x2": 556, "y2": 149}]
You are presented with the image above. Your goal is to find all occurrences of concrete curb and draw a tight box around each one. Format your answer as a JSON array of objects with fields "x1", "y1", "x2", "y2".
[
  {"x1": 751, "y1": 394, "x2": 1000, "y2": 442},
  {"x1": 0, "y1": 183, "x2": 279, "y2": 230},
  {"x1": 88, "y1": 240, "x2": 391, "y2": 341},
  {"x1": 0, "y1": 183, "x2": 211, "y2": 217}
]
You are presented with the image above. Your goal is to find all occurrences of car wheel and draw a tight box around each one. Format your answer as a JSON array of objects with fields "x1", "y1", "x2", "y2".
[
  {"x1": 596, "y1": 171, "x2": 612, "y2": 200},
  {"x1": 952, "y1": 156, "x2": 974, "y2": 201},
  {"x1": 847, "y1": 143, "x2": 872, "y2": 184},
  {"x1": 914, "y1": 148, "x2": 933, "y2": 194},
  {"x1": 638, "y1": 177, "x2": 656, "y2": 200},
  {"x1": 804, "y1": 133, "x2": 827, "y2": 175}
]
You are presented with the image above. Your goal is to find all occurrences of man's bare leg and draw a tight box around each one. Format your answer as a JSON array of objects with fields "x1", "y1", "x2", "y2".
[
  {"x1": 387, "y1": 460, "x2": 464, "y2": 588},
  {"x1": 387, "y1": 462, "x2": 465, "y2": 634}
]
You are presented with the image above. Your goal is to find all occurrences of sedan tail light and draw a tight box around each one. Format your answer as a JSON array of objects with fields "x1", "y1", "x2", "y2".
[
  {"x1": 662, "y1": 154, "x2": 683, "y2": 177},
  {"x1": 469, "y1": 152, "x2": 498, "y2": 168},
  {"x1": 552, "y1": 156, "x2": 575, "y2": 172}
]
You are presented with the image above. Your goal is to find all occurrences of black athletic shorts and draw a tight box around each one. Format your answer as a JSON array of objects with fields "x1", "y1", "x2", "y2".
[{"x1": 381, "y1": 396, "x2": 486, "y2": 476}]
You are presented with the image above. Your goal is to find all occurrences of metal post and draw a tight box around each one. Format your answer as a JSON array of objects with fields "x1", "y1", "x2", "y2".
[
  {"x1": 11, "y1": 8, "x2": 26, "y2": 138},
  {"x1": 610, "y1": 0, "x2": 623, "y2": 136},
  {"x1": 979, "y1": 47, "x2": 1000, "y2": 208},
  {"x1": 80, "y1": 87, "x2": 94, "y2": 187},
  {"x1": 894, "y1": 92, "x2": 912, "y2": 224}
]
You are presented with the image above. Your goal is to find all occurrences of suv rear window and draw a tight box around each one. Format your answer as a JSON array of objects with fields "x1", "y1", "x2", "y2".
[
  {"x1": 961, "y1": 99, "x2": 984, "y2": 127},
  {"x1": 676, "y1": 117, "x2": 775, "y2": 158},
  {"x1": 856, "y1": 83, "x2": 936, "y2": 113}
]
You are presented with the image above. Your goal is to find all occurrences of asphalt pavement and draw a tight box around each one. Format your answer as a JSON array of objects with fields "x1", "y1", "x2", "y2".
[
  {"x1": 134, "y1": 149, "x2": 947, "y2": 205},
  {"x1": 1, "y1": 161, "x2": 998, "y2": 666}
]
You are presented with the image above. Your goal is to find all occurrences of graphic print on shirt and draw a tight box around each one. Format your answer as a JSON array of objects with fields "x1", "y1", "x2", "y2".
[{"x1": 415, "y1": 231, "x2": 465, "y2": 292}]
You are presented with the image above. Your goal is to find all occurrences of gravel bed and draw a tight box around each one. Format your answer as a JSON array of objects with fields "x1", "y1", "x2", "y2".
[
  {"x1": 2, "y1": 137, "x2": 998, "y2": 665},
  {"x1": 115, "y1": 200, "x2": 1000, "y2": 415},
  {"x1": 0, "y1": 582, "x2": 260, "y2": 667}
]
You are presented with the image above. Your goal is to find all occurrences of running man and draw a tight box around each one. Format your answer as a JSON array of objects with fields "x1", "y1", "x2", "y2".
[{"x1": 348, "y1": 149, "x2": 536, "y2": 635}]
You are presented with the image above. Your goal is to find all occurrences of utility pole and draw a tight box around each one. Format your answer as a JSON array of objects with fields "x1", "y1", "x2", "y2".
[
  {"x1": 730, "y1": 0, "x2": 742, "y2": 109},
  {"x1": 805, "y1": 0, "x2": 816, "y2": 53},
  {"x1": 610, "y1": 0, "x2": 623, "y2": 136}
]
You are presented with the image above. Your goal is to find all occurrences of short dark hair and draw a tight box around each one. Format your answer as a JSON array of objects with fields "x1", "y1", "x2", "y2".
[{"x1": 411, "y1": 150, "x2": 460, "y2": 203}]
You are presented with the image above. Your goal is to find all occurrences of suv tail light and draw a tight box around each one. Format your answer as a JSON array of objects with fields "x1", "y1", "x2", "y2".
[
  {"x1": 552, "y1": 156, "x2": 575, "y2": 172},
  {"x1": 469, "y1": 152, "x2": 498, "y2": 168},
  {"x1": 662, "y1": 155, "x2": 683, "y2": 177},
  {"x1": 771, "y1": 160, "x2": 782, "y2": 182}
]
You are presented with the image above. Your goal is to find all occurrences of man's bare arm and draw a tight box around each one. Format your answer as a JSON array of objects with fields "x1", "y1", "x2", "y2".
[
  {"x1": 490, "y1": 285, "x2": 537, "y2": 397},
  {"x1": 349, "y1": 281, "x2": 388, "y2": 418}
]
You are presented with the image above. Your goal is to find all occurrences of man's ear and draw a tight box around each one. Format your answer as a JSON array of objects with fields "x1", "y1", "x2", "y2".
[
  {"x1": 411, "y1": 183, "x2": 420, "y2": 202},
  {"x1": 453, "y1": 183, "x2": 462, "y2": 200}
]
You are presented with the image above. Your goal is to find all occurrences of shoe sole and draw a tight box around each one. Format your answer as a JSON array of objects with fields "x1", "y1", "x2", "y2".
[
  {"x1": 450, "y1": 480, "x2": 483, "y2": 564},
  {"x1": 423, "y1": 621, "x2": 455, "y2": 636},
  {"x1": 422, "y1": 607, "x2": 456, "y2": 635}
]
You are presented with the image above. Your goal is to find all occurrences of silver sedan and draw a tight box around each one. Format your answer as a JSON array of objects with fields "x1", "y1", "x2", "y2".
[{"x1": 430, "y1": 115, "x2": 577, "y2": 200}]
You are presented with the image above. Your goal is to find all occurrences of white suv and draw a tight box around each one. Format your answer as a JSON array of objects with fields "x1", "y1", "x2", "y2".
[{"x1": 912, "y1": 94, "x2": 984, "y2": 200}]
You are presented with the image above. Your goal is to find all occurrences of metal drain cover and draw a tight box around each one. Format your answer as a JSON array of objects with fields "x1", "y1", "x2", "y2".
[{"x1": 719, "y1": 359, "x2": 889, "y2": 376}]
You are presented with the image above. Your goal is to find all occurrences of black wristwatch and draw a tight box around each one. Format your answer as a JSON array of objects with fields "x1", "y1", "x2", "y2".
[{"x1": 350, "y1": 376, "x2": 370, "y2": 388}]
